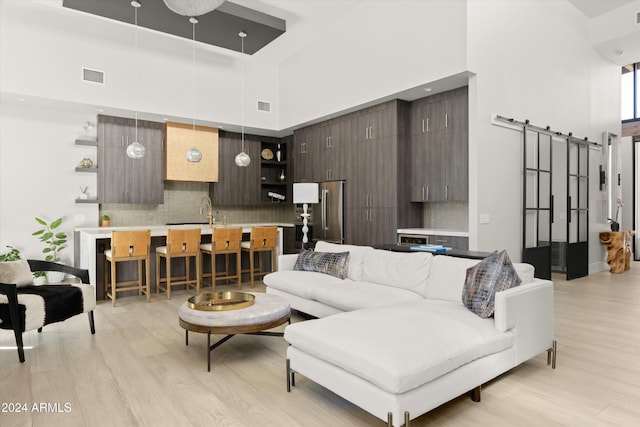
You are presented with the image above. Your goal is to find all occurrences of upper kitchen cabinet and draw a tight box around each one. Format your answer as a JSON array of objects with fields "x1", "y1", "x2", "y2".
[
  {"x1": 97, "y1": 115, "x2": 164, "y2": 204},
  {"x1": 294, "y1": 119, "x2": 348, "y2": 183},
  {"x1": 211, "y1": 131, "x2": 261, "y2": 205},
  {"x1": 165, "y1": 122, "x2": 219, "y2": 182},
  {"x1": 443, "y1": 87, "x2": 468, "y2": 201},
  {"x1": 409, "y1": 87, "x2": 468, "y2": 202}
]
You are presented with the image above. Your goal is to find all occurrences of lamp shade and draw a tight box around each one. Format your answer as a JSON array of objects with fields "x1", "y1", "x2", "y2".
[{"x1": 293, "y1": 183, "x2": 319, "y2": 204}]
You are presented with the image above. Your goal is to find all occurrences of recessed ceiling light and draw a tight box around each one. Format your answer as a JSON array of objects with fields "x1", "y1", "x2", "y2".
[
  {"x1": 423, "y1": 87, "x2": 432, "y2": 92},
  {"x1": 614, "y1": 49, "x2": 625, "y2": 57},
  {"x1": 97, "y1": 108, "x2": 104, "y2": 112}
]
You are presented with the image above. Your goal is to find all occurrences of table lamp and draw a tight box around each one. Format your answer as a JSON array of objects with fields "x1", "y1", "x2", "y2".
[{"x1": 293, "y1": 183, "x2": 319, "y2": 249}]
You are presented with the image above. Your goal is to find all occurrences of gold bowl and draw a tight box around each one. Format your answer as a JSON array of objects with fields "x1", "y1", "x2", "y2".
[{"x1": 188, "y1": 291, "x2": 255, "y2": 311}]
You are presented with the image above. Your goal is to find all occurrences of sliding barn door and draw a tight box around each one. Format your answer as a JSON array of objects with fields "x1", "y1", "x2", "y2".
[
  {"x1": 566, "y1": 138, "x2": 589, "y2": 279},
  {"x1": 523, "y1": 130, "x2": 553, "y2": 280}
]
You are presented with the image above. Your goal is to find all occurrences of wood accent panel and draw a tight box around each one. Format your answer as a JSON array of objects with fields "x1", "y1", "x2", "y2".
[
  {"x1": 165, "y1": 122, "x2": 219, "y2": 182},
  {"x1": 622, "y1": 120, "x2": 640, "y2": 137}
]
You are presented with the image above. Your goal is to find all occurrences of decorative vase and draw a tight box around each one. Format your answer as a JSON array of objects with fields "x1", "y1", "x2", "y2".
[
  {"x1": 278, "y1": 169, "x2": 286, "y2": 182},
  {"x1": 276, "y1": 144, "x2": 282, "y2": 162}
]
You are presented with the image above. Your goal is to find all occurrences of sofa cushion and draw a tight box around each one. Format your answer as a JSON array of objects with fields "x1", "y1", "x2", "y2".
[
  {"x1": 424, "y1": 256, "x2": 480, "y2": 302},
  {"x1": 284, "y1": 299, "x2": 515, "y2": 394},
  {"x1": 294, "y1": 249, "x2": 350, "y2": 279},
  {"x1": 0, "y1": 260, "x2": 33, "y2": 287},
  {"x1": 462, "y1": 250, "x2": 521, "y2": 318},
  {"x1": 362, "y1": 249, "x2": 432, "y2": 297},
  {"x1": 263, "y1": 270, "x2": 351, "y2": 299},
  {"x1": 309, "y1": 281, "x2": 423, "y2": 312},
  {"x1": 314, "y1": 241, "x2": 373, "y2": 281}
]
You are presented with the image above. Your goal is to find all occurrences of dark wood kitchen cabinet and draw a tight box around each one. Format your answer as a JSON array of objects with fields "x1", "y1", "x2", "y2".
[
  {"x1": 293, "y1": 99, "x2": 421, "y2": 246},
  {"x1": 97, "y1": 115, "x2": 164, "y2": 204},
  {"x1": 211, "y1": 131, "x2": 261, "y2": 205},
  {"x1": 409, "y1": 87, "x2": 468, "y2": 202}
]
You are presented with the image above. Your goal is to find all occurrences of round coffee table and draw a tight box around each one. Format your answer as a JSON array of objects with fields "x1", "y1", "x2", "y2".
[{"x1": 178, "y1": 292, "x2": 291, "y2": 371}]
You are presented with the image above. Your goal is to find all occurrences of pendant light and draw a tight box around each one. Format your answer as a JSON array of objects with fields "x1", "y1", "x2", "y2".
[
  {"x1": 185, "y1": 17, "x2": 202, "y2": 163},
  {"x1": 127, "y1": 0, "x2": 145, "y2": 160},
  {"x1": 234, "y1": 31, "x2": 251, "y2": 167},
  {"x1": 162, "y1": 0, "x2": 224, "y2": 17}
]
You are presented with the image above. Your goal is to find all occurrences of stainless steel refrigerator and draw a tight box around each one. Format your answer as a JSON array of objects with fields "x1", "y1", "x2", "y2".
[{"x1": 315, "y1": 180, "x2": 345, "y2": 244}]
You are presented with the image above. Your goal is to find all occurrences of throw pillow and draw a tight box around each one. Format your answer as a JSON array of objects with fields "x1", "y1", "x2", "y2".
[
  {"x1": 461, "y1": 250, "x2": 521, "y2": 318},
  {"x1": 0, "y1": 259, "x2": 33, "y2": 287},
  {"x1": 294, "y1": 250, "x2": 350, "y2": 279}
]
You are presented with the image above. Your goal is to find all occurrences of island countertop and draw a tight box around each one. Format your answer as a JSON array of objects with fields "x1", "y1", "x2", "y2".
[
  {"x1": 75, "y1": 223, "x2": 294, "y2": 238},
  {"x1": 74, "y1": 223, "x2": 293, "y2": 294}
]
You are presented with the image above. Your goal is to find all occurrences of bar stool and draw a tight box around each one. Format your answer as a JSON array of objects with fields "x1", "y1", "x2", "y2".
[
  {"x1": 241, "y1": 226, "x2": 278, "y2": 287},
  {"x1": 200, "y1": 227, "x2": 243, "y2": 291},
  {"x1": 104, "y1": 230, "x2": 151, "y2": 307},
  {"x1": 156, "y1": 228, "x2": 202, "y2": 299}
]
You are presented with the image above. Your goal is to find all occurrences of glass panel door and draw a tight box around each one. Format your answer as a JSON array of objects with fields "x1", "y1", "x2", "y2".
[{"x1": 523, "y1": 130, "x2": 552, "y2": 280}]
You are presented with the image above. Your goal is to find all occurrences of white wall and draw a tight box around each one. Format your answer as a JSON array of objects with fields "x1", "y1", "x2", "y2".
[
  {"x1": 0, "y1": 100, "x2": 98, "y2": 262},
  {"x1": 0, "y1": 1, "x2": 279, "y2": 130},
  {"x1": 466, "y1": 0, "x2": 620, "y2": 268},
  {"x1": 278, "y1": 0, "x2": 468, "y2": 128}
]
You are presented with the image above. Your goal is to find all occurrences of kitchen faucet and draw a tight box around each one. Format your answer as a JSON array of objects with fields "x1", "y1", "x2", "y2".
[{"x1": 199, "y1": 196, "x2": 213, "y2": 229}]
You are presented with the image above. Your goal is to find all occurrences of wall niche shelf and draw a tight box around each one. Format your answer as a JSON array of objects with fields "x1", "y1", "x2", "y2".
[
  {"x1": 75, "y1": 167, "x2": 98, "y2": 173},
  {"x1": 74, "y1": 138, "x2": 98, "y2": 204},
  {"x1": 260, "y1": 140, "x2": 290, "y2": 203}
]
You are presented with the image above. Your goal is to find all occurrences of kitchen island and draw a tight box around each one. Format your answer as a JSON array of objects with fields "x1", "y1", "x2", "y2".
[{"x1": 75, "y1": 223, "x2": 292, "y2": 299}]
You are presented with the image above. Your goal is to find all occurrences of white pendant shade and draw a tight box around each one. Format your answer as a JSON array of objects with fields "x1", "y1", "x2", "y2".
[
  {"x1": 126, "y1": 141, "x2": 146, "y2": 159},
  {"x1": 235, "y1": 151, "x2": 251, "y2": 167},
  {"x1": 163, "y1": 0, "x2": 225, "y2": 17}
]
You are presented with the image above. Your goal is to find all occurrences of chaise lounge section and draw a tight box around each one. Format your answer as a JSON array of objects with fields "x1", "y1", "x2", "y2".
[{"x1": 264, "y1": 242, "x2": 556, "y2": 426}]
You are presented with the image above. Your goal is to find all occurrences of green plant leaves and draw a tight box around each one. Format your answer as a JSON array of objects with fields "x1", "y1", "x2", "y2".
[{"x1": 33, "y1": 217, "x2": 67, "y2": 263}]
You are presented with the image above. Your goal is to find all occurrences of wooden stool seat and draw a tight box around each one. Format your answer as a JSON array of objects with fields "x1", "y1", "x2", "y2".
[
  {"x1": 200, "y1": 227, "x2": 243, "y2": 291},
  {"x1": 156, "y1": 228, "x2": 202, "y2": 299},
  {"x1": 104, "y1": 230, "x2": 151, "y2": 307},
  {"x1": 241, "y1": 226, "x2": 277, "y2": 287}
]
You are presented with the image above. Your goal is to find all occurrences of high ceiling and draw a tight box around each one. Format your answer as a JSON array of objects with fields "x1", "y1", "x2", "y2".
[{"x1": 567, "y1": 0, "x2": 635, "y2": 17}]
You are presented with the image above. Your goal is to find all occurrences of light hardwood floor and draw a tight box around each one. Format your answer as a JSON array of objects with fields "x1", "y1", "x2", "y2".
[{"x1": 1, "y1": 263, "x2": 639, "y2": 427}]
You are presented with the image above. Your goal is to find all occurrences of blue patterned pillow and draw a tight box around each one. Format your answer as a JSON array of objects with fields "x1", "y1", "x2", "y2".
[
  {"x1": 462, "y1": 250, "x2": 521, "y2": 318},
  {"x1": 294, "y1": 250, "x2": 350, "y2": 279}
]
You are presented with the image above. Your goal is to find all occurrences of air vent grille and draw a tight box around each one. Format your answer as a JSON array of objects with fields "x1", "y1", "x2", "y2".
[
  {"x1": 257, "y1": 100, "x2": 271, "y2": 112},
  {"x1": 82, "y1": 67, "x2": 105, "y2": 84}
]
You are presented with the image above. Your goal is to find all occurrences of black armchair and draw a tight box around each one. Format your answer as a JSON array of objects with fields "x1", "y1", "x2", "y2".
[{"x1": 0, "y1": 260, "x2": 96, "y2": 362}]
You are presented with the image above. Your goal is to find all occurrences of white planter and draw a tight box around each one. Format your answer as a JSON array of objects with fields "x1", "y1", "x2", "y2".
[
  {"x1": 33, "y1": 276, "x2": 47, "y2": 285},
  {"x1": 45, "y1": 271, "x2": 65, "y2": 283}
]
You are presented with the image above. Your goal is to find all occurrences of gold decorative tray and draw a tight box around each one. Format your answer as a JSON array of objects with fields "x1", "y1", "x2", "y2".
[{"x1": 188, "y1": 291, "x2": 255, "y2": 311}]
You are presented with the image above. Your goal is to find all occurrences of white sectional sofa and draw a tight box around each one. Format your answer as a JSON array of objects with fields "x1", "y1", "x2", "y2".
[{"x1": 263, "y1": 241, "x2": 556, "y2": 427}]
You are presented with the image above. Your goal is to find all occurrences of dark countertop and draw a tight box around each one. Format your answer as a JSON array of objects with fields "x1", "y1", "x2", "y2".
[{"x1": 374, "y1": 244, "x2": 492, "y2": 260}]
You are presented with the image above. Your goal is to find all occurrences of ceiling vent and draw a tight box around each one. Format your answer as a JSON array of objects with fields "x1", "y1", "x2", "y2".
[
  {"x1": 82, "y1": 67, "x2": 105, "y2": 84},
  {"x1": 257, "y1": 100, "x2": 271, "y2": 112}
]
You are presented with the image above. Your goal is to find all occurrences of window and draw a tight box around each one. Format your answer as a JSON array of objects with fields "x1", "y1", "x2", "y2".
[{"x1": 622, "y1": 62, "x2": 639, "y2": 121}]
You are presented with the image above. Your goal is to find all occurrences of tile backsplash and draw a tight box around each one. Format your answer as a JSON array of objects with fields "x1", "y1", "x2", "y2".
[
  {"x1": 423, "y1": 201, "x2": 468, "y2": 231},
  {"x1": 100, "y1": 181, "x2": 295, "y2": 226}
]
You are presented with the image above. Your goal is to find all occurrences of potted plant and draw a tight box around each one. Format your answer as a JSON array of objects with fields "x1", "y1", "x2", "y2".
[
  {"x1": 0, "y1": 246, "x2": 46, "y2": 285},
  {"x1": 100, "y1": 214, "x2": 111, "y2": 227},
  {"x1": 0, "y1": 245, "x2": 21, "y2": 262},
  {"x1": 33, "y1": 217, "x2": 68, "y2": 282}
]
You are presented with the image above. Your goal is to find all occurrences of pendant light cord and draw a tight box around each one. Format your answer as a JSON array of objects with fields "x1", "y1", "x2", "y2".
[
  {"x1": 134, "y1": 3, "x2": 139, "y2": 143},
  {"x1": 241, "y1": 33, "x2": 245, "y2": 154},
  {"x1": 191, "y1": 18, "x2": 197, "y2": 135}
]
